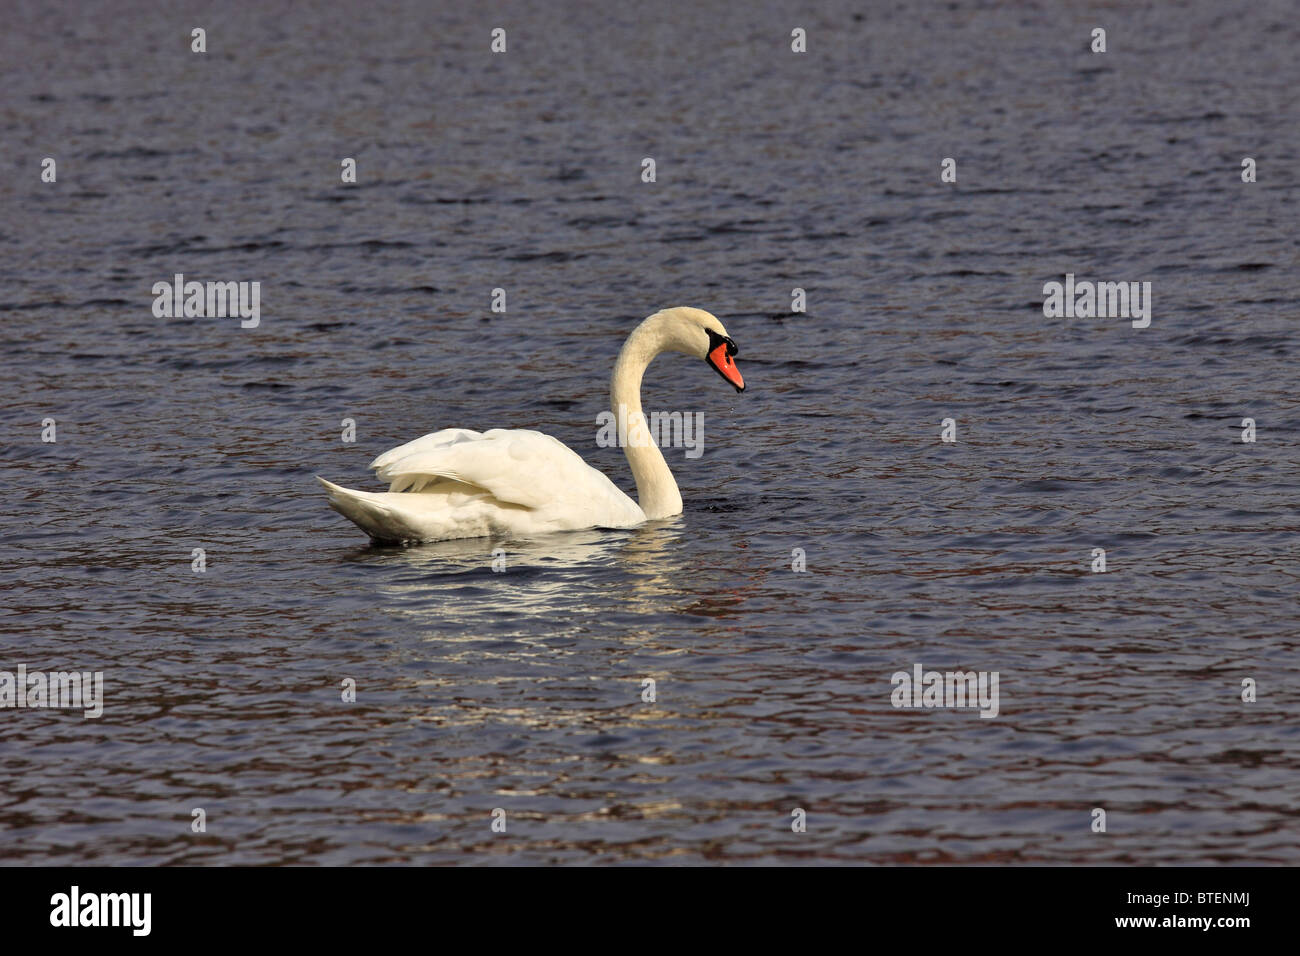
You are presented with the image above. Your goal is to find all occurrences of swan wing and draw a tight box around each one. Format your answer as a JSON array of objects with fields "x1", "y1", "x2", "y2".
[
  {"x1": 368, "y1": 428, "x2": 485, "y2": 472},
  {"x1": 370, "y1": 428, "x2": 640, "y2": 519}
]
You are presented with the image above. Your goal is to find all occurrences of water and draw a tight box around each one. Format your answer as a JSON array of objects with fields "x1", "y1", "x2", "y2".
[{"x1": 2, "y1": 0, "x2": 1298, "y2": 864}]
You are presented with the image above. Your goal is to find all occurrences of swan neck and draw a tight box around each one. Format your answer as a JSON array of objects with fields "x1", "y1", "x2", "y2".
[{"x1": 610, "y1": 318, "x2": 682, "y2": 520}]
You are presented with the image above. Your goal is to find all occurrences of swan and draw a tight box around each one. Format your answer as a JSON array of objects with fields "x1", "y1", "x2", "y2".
[{"x1": 317, "y1": 307, "x2": 745, "y2": 543}]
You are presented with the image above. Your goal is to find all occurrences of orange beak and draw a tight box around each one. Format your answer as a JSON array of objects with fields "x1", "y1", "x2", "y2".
[{"x1": 707, "y1": 339, "x2": 745, "y2": 392}]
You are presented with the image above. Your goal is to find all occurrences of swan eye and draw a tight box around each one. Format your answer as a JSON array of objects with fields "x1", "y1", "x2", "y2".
[{"x1": 707, "y1": 328, "x2": 738, "y2": 357}]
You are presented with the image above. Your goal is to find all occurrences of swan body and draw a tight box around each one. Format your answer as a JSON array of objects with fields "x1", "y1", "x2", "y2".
[{"x1": 319, "y1": 307, "x2": 745, "y2": 543}]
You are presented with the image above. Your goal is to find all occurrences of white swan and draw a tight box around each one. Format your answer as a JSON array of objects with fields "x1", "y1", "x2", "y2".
[{"x1": 318, "y1": 307, "x2": 745, "y2": 543}]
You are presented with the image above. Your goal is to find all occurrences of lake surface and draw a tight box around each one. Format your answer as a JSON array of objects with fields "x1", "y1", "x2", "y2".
[{"x1": 2, "y1": 0, "x2": 1297, "y2": 864}]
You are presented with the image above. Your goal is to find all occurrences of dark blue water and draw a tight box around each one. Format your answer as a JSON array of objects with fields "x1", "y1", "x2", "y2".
[{"x1": 2, "y1": 0, "x2": 1298, "y2": 864}]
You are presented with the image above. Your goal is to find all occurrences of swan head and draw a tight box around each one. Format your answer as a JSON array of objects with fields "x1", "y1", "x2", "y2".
[{"x1": 652, "y1": 307, "x2": 745, "y2": 393}]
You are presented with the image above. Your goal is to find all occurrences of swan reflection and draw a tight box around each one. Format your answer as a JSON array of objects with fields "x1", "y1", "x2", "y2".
[
  {"x1": 339, "y1": 518, "x2": 746, "y2": 737},
  {"x1": 348, "y1": 518, "x2": 688, "y2": 630}
]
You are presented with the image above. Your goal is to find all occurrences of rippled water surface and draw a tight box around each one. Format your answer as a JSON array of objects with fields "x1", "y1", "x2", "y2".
[{"x1": 2, "y1": 0, "x2": 1298, "y2": 864}]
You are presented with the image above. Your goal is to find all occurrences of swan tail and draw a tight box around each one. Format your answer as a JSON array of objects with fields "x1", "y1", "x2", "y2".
[{"x1": 317, "y1": 477, "x2": 420, "y2": 543}]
